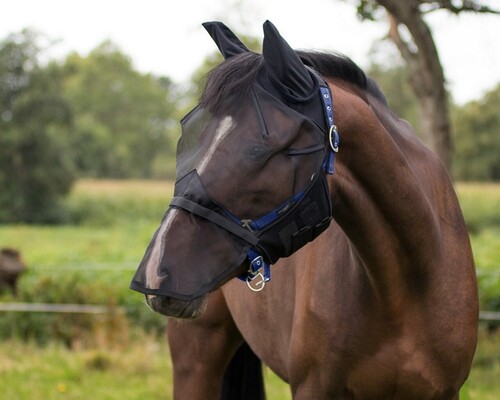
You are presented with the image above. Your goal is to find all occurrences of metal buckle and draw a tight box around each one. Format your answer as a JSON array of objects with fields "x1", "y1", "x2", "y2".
[
  {"x1": 241, "y1": 219, "x2": 254, "y2": 232},
  {"x1": 244, "y1": 254, "x2": 270, "y2": 292},
  {"x1": 329, "y1": 125, "x2": 339, "y2": 153},
  {"x1": 249, "y1": 254, "x2": 264, "y2": 275}
]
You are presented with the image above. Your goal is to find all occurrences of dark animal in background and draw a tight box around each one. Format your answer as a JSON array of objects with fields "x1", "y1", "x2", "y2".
[{"x1": 0, "y1": 248, "x2": 26, "y2": 295}]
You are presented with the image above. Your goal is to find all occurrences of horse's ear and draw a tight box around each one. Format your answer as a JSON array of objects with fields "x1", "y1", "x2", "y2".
[
  {"x1": 262, "y1": 20, "x2": 315, "y2": 99},
  {"x1": 202, "y1": 21, "x2": 250, "y2": 59}
]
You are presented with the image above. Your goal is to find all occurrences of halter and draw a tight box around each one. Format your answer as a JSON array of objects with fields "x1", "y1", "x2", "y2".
[{"x1": 238, "y1": 82, "x2": 339, "y2": 291}]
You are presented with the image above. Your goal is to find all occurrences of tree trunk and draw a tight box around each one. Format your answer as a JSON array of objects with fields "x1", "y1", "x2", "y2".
[{"x1": 376, "y1": 0, "x2": 452, "y2": 171}]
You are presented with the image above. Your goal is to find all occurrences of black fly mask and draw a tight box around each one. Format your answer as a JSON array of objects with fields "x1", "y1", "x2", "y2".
[{"x1": 130, "y1": 21, "x2": 339, "y2": 301}]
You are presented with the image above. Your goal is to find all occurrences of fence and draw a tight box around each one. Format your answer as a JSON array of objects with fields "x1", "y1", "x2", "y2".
[
  {"x1": 0, "y1": 302, "x2": 127, "y2": 314},
  {"x1": 0, "y1": 302, "x2": 499, "y2": 322},
  {"x1": 1, "y1": 263, "x2": 498, "y2": 320}
]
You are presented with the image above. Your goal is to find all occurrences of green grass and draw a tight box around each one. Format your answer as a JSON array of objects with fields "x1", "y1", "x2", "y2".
[
  {"x1": 0, "y1": 330, "x2": 498, "y2": 400},
  {"x1": 0, "y1": 338, "x2": 174, "y2": 400},
  {"x1": 456, "y1": 183, "x2": 500, "y2": 234},
  {"x1": 0, "y1": 333, "x2": 495, "y2": 400},
  {"x1": 0, "y1": 180, "x2": 498, "y2": 398},
  {"x1": 1, "y1": 223, "x2": 153, "y2": 268},
  {"x1": 460, "y1": 330, "x2": 500, "y2": 400},
  {"x1": 456, "y1": 183, "x2": 500, "y2": 312},
  {"x1": 0, "y1": 338, "x2": 292, "y2": 400},
  {"x1": 65, "y1": 179, "x2": 173, "y2": 226}
]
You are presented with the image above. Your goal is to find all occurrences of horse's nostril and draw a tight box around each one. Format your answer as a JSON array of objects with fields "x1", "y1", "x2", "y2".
[
  {"x1": 146, "y1": 295, "x2": 164, "y2": 311},
  {"x1": 146, "y1": 294, "x2": 181, "y2": 315},
  {"x1": 145, "y1": 294, "x2": 207, "y2": 319}
]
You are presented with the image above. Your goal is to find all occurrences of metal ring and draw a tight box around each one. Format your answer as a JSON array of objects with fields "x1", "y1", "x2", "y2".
[
  {"x1": 329, "y1": 125, "x2": 339, "y2": 153},
  {"x1": 246, "y1": 273, "x2": 266, "y2": 292}
]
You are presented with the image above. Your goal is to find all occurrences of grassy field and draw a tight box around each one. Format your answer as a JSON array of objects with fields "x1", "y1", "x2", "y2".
[
  {"x1": 0, "y1": 338, "x2": 174, "y2": 400},
  {"x1": 0, "y1": 179, "x2": 498, "y2": 399},
  {"x1": 0, "y1": 338, "x2": 293, "y2": 400},
  {"x1": 0, "y1": 330, "x2": 495, "y2": 400}
]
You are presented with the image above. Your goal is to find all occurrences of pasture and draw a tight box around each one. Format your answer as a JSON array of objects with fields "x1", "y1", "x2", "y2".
[{"x1": 0, "y1": 179, "x2": 498, "y2": 399}]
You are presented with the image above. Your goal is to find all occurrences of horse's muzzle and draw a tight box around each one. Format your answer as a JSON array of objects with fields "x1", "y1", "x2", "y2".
[{"x1": 145, "y1": 294, "x2": 208, "y2": 319}]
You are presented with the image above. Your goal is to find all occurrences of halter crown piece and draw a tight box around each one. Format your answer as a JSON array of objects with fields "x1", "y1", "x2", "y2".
[{"x1": 203, "y1": 21, "x2": 339, "y2": 290}]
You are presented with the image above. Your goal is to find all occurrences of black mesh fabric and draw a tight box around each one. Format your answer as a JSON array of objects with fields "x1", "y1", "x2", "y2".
[
  {"x1": 250, "y1": 170, "x2": 332, "y2": 264},
  {"x1": 130, "y1": 83, "x2": 332, "y2": 301},
  {"x1": 129, "y1": 205, "x2": 252, "y2": 300}
]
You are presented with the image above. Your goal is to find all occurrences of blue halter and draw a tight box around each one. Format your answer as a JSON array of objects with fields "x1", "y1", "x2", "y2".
[{"x1": 239, "y1": 83, "x2": 339, "y2": 291}]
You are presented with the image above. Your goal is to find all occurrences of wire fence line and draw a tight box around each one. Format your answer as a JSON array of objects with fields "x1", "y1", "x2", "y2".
[
  {"x1": 0, "y1": 302, "x2": 499, "y2": 322},
  {"x1": 479, "y1": 311, "x2": 500, "y2": 321},
  {"x1": 476, "y1": 269, "x2": 500, "y2": 277},
  {"x1": 2, "y1": 262, "x2": 498, "y2": 319},
  {"x1": 0, "y1": 302, "x2": 130, "y2": 314},
  {"x1": 18, "y1": 261, "x2": 499, "y2": 273},
  {"x1": 29, "y1": 262, "x2": 139, "y2": 271},
  {"x1": 24, "y1": 267, "x2": 500, "y2": 281}
]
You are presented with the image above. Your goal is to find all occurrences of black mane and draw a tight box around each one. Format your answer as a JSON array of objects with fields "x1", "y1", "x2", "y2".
[
  {"x1": 298, "y1": 51, "x2": 388, "y2": 106},
  {"x1": 200, "y1": 52, "x2": 264, "y2": 112},
  {"x1": 200, "y1": 50, "x2": 387, "y2": 112},
  {"x1": 297, "y1": 51, "x2": 367, "y2": 89}
]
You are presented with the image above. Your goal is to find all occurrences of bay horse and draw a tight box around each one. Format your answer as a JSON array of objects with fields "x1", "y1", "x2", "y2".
[{"x1": 131, "y1": 21, "x2": 478, "y2": 399}]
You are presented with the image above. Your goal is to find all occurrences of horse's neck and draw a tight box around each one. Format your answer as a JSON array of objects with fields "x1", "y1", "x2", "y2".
[{"x1": 329, "y1": 81, "x2": 444, "y2": 300}]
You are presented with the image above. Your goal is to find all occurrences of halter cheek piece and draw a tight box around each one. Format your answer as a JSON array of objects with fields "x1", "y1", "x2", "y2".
[
  {"x1": 320, "y1": 86, "x2": 340, "y2": 173},
  {"x1": 237, "y1": 82, "x2": 339, "y2": 291}
]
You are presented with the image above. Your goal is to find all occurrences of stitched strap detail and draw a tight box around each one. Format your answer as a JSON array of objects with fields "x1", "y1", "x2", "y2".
[
  {"x1": 170, "y1": 197, "x2": 259, "y2": 245},
  {"x1": 320, "y1": 85, "x2": 339, "y2": 174}
]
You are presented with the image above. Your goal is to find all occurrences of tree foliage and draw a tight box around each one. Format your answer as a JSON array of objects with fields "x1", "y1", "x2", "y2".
[
  {"x1": 0, "y1": 30, "x2": 75, "y2": 223},
  {"x1": 355, "y1": 0, "x2": 499, "y2": 18},
  {"x1": 1, "y1": 25, "x2": 498, "y2": 225},
  {"x1": 452, "y1": 84, "x2": 500, "y2": 181},
  {"x1": 365, "y1": 46, "x2": 422, "y2": 135},
  {"x1": 365, "y1": 58, "x2": 500, "y2": 181},
  {"x1": 61, "y1": 41, "x2": 178, "y2": 178},
  {"x1": 349, "y1": 0, "x2": 499, "y2": 172},
  {"x1": 0, "y1": 30, "x2": 180, "y2": 223}
]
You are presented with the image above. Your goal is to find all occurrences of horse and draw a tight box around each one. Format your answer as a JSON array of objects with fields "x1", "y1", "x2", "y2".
[{"x1": 130, "y1": 21, "x2": 478, "y2": 399}]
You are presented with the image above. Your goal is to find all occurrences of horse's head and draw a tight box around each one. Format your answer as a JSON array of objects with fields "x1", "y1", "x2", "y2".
[{"x1": 130, "y1": 21, "x2": 337, "y2": 318}]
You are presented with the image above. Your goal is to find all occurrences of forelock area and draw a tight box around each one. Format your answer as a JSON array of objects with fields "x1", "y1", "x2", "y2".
[{"x1": 199, "y1": 53, "x2": 264, "y2": 113}]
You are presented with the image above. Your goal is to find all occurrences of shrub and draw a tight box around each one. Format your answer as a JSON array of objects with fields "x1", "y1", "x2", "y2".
[{"x1": 0, "y1": 271, "x2": 166, "y2": 347}]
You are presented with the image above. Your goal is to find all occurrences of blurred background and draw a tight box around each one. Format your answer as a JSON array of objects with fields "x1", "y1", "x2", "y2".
[{"x1": 0, "y1": 0, "x2": 499, "y2": 398}]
